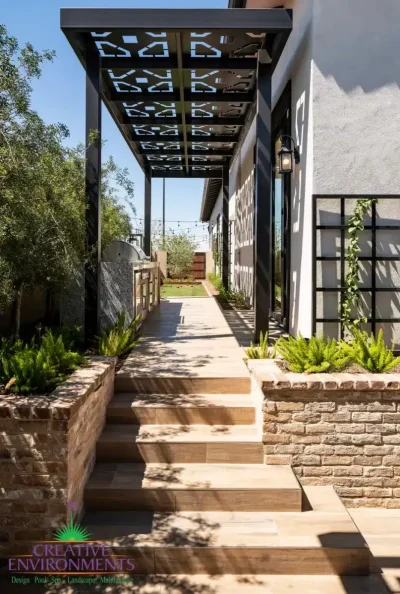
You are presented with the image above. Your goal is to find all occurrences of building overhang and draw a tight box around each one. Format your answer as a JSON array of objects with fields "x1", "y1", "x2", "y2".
[{"x1": 61, "y1": 7, "x2": 292, "y2": 181}]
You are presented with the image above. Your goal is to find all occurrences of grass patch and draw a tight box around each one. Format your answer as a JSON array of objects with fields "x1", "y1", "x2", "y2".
[{"x1": 161, "y1": 283, "x2": 206, "y2": 298}]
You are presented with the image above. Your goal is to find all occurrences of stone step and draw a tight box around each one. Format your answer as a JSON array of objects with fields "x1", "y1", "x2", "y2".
[
  {"x1": 83, "y1": 490, "x2": 370, "y2": 575},
  {"x1": 96, "y1": 424, "x2": 263, "y2": 464},
  {"x1": 115, "y1": 372, "x2": 251, "y2": 395},
  {"x1": 85, "y1": 463, "x2": 302, "y2": 512},
  {"x1": 106, "y1": 392, "x2": 256, "y2": 425}
]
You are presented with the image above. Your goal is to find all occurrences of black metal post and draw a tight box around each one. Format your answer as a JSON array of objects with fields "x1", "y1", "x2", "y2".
[
  {"x1": 222, "y1": 168, "x2": 229, "y2": 289},
  {"x1": 84, "y1": 47, "x2": 102, "y2": 342},
  {"x1": 253, "y1": 52, "x2": 272, "y2": 342},
  {"x1": 162, "y1": 178, "x2": 166, "y2": 250},
  {"x1": 144, "y1": 169, "x2": 152, "y2": 256}
]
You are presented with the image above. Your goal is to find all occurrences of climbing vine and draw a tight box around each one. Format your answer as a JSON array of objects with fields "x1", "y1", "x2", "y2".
[
  {"x1": 212, "y1": 237, "x2": 221, "y2": 272},
  {"x1": 341, "y1": 198, "x2": 378, "y2": 333}
]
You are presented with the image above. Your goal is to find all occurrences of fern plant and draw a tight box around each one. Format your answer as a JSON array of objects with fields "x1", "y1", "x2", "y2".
[
  {"x1": 343, "y1": 330, "x2": 400, "y2": 373},
  {"x1": 1, "y1": 330, "x2": 85, "y2": 394},
  {"x1": 40, "y1": 330, "x2": 85, "y2": 374},
  {"x1": 245, "y1": 332, "x2": 274, "y2": 359},
  {"x1": 276, "y1": 334, "x2": 352, "y2": 374},
  {"x1": 2, "y1": 345, "x2": 61, "y2": 394},
  {"x1": 96, "y1": 311, "x2": 141, "y2": 357}
]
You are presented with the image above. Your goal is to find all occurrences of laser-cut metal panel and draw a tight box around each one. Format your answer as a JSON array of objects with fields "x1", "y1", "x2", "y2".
[{"x1": 61, "y1": 8, "x2": 292, "y2": 178}]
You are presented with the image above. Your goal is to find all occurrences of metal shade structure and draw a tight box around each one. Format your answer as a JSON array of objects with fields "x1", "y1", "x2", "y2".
[
  {"x1": 61, "y1": 8, "x2": 292, "y2": 179},
  {"x1": 60, "y1": 7, "x2": 292, "y2": 340}
]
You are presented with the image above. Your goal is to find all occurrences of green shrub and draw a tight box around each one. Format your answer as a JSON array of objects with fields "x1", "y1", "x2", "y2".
[
  {"x1": 2, "y1": 345, "x2": 61, "y2": 394},
  {"x1": 231, "y1": 289, "x2": 251, "y2": 309},
  {"x1": 40, "y1": 330, "x2": 84, "y2": 375},
  {"x1": 95, "y1": 311, "x2": 140, "y2": 357},
  {"x1": 245, "y1": 332, "x2": 273, "y2": 359},
  {"x1": 276, "y1": 334, "x2": 352, "y2": 374},
  {"x1": 51, "y1": 325, "x2": 84, "y2": 351},
  {"x1": 207, "y1": 272, "x2": 223, "y2": 291},
  {"x1": 0, "y1": 337, "x2": 23, "y2": 383},
  {"x1": 217, "y1": 286, "x2": 233, "y2": 303},
  {"x1": 343, "y1": 330, "x2": 400, "y2": 373},
  {"x1": 1, "y1": 330, "x2": 85, "y2": 394}
]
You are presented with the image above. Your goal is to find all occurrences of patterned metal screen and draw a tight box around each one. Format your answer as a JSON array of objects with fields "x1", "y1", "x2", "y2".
[{"x1": 61, "y1": 8, "x2": 292, "y2": 178}]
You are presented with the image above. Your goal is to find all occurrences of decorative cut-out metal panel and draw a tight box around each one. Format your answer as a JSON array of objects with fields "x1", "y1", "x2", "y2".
[
  {"x1": 100, "y1": 31, "x2": 258, "y2": 177},
  {"x1": 62, "y1": 8, "x2": 293, "y2": 177},
  {"x1": 91, "y1": 30, "x2": 265, "y2": 61}
]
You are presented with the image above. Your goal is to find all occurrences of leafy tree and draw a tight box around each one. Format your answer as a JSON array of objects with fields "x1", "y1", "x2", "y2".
[
  {"x1": 162, "y1": 232, "x2": 198, "y2": 279},
  {"x1": 0, "y1": 24, "x2": 135, "y2": 337}
]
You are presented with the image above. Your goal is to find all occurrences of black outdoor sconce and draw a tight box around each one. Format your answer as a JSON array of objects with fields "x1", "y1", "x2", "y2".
[{"x1": 278, "y1": 135, "x2": 300, "y2": 174}]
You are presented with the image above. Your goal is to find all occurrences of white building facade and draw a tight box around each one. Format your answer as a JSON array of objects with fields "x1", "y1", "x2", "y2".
[{"x1": 201, "y1": 0, "x2": 400, "y2": 347}]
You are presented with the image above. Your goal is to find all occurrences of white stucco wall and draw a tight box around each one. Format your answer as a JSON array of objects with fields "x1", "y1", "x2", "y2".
[
  {"x1": 273, "y1": 0, "x2": 314, "y2": 337},
  {"x1": 206, "y1": 0, "x2": 400, "y2": 341},
  {"x1": 312, "y1": 0, "x2": 400, "y2": 195}
]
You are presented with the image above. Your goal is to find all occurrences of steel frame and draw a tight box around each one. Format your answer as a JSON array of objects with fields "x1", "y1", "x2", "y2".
[
  {"x1": 61, "y1": 7, "x2": 293, "y2": 339},
  {"x1": 312, "y1": 194, "x2": 400, "y2": 338}
]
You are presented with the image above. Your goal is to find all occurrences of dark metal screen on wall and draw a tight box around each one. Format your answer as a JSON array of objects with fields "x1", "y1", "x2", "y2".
[{"x1": 312, "y1": 195, "x2": 400, "y2": 348}]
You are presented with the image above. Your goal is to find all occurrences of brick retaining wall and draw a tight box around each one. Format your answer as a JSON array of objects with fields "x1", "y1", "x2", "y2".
[
  {"x1": 248, "y1": 360, "x2": 400, "y2": 508},
  {"x1": 0, "y1": 357, "x2": 116, "y2": 556}
]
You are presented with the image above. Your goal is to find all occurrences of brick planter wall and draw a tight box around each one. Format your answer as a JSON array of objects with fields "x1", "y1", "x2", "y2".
[
  {"x1": 0, "y1": 357, "x2": 116, "y2": 556},
  {"x1": 248, "y1": 360, "x2": 400, "y2": 508}
]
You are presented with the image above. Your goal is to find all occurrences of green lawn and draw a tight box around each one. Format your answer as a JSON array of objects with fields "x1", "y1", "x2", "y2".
[{"x1": 161, "y1": 283, "x2": 207, "y2": 298}]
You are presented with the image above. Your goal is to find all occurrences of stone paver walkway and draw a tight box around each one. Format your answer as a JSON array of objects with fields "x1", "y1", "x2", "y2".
[{"x1": 119, "y1": 297, "x2": 250, "y2": 380}]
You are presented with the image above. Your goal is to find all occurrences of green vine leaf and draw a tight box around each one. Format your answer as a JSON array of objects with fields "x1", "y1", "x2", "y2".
[{"x1": 340, "y1": 198, "x2": 378, "y2": 334}]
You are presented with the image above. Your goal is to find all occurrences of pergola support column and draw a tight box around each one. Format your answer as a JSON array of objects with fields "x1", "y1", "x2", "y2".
[
  {"x1": 144, "y1": 169, "x2": 152, "y2": 257},
  {"x1": 222, "y1": 167, "x2": 230, "y2": 289},
  {"x1": 253, "y1": 52, "x2": 272, "y2": 342},
  {"x1": 84, "y1": 48, "x2": 102, "y2": 341}
]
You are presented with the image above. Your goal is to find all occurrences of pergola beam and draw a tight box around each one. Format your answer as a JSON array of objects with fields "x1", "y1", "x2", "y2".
[
  {"x1": 60, "y1": 8, "x2": 293, "y2": 32},
  {"x1": 139, "y1": 149, "x2": 234, "y2": 156},
  {"x1": 109, "y1": 91, "x2": 253, "y2": 103},
  {"x1": 101, "y1": 57, "x2": 258, "y2": 71},
  {"x1": 131, "y1": 135, "x2": 238, "y2": 143},
  {"x1": 123, "y1": 116, "x2": 246, "y2": 126},
  {"x1": 150, "y1": 170, "x2": 222, "y2": 178}
]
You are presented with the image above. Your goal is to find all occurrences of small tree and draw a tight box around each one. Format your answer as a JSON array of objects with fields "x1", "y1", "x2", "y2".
[
  {"x1": 164, "y1": 233, "x2": 198, "y2": 279},
  {"x1": 0, "y1": 25, "x2": 135, "y2": 337}
]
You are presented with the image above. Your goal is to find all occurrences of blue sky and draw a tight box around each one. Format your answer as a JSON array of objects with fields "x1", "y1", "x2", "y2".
[{"x1": 2, "y1": 0, "x2": 227, "y2": 249}]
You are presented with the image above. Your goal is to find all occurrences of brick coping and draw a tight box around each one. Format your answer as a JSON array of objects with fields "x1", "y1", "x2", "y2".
[
  {"x1": 247, "y1": 359, "x2": 400, "y2": 391},
  {"x1": 0, "y1": 356, "x2": 116, "y2": 421}
]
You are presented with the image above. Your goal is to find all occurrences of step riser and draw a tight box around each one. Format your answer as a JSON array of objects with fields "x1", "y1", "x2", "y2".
[
  {"x1": 96, "y1": 443, "x2": 264, "y2": 464},
  {"x1": 85, "y1": 489, "x2": 301, "y2": 512},
  {"x1": 115, "y1": 376, "x2": 251, "y2": 395},
  {"x1": 102, "y1": 547, "x2": 370, "y2": 576},
  {"x1": 106, "y1": 407, "x2": 256, "y2": 425}
]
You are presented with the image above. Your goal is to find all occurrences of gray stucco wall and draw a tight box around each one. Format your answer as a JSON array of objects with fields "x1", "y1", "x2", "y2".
[
  {"x1": 312, "y1": 0, "x2": 400, "y2": 195},
  {"x1": 316, "y1": 197, "x2": 400, "y2": 348}
]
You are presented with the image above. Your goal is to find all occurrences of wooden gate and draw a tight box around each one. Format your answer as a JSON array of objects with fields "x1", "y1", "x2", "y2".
[{"x1": 192, "y1": 252, "x2": 206, "y2": 279}]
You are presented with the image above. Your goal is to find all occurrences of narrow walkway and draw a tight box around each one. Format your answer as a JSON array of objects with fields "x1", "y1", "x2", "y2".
[{"x1": 120, "y1": 297, "x2": 250, "y2": 382}]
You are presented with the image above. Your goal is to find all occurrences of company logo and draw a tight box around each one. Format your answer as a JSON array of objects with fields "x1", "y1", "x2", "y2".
[{"x1": 8, "y1": 502, "x2": 135, "y2": 587}]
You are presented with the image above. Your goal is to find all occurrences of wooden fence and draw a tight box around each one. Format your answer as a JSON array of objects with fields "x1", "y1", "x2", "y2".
[
  {"x1": 192, "y1": 252, "x2": 206, "y2": 279},
  {"x1": 133, "y1": 262, "x2": 160, "y2": 322}
]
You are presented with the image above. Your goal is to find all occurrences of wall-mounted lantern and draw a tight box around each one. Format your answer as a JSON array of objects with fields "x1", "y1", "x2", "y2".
[{"x1": 278, "y1": 135, "x2": 300, "y2": 174}]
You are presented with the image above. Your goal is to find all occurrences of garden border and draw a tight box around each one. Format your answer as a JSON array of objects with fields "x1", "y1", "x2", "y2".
[
  {"x1": 0, "y1": 356, "x2": 116, "y2": 556},
  {"x1": 248, "y1": 359, "x2": 400, "y2": 508}
]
